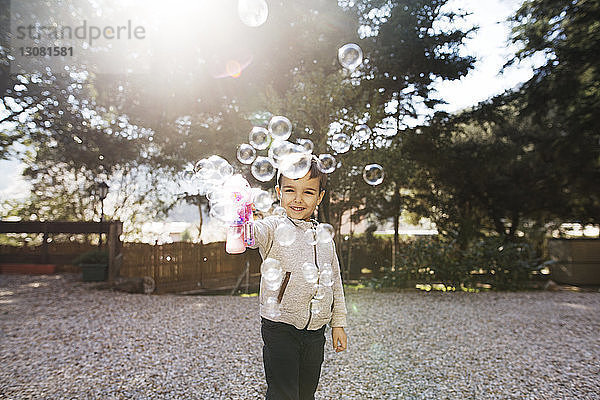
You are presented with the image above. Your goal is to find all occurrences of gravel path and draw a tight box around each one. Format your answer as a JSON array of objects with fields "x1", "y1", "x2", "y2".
[{"x1": 1, "y1": 274, "x2": 599, "y2": 400}]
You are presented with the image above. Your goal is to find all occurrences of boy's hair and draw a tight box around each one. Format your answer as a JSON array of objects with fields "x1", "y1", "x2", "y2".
[{"x1": 276, "y1": 156, "x2": 327, "y2": 192}]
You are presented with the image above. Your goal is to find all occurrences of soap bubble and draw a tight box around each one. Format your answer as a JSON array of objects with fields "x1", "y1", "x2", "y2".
[
  {"x1": 355, "y1": 124, "x2": 371, "y2": 140},
  {"x1": 210, "y1": 202, "x2": 236, "y2": 223},
  {"x1": 316, "y1": 223, "x2": 334, "y2": 243},
  {"x1": 262, "y1": 258, "x2": 283, "y2": 291},
  {"x1": 208, "y1": 155, "x2": 233, "y2": 178},
  {"x1": 263, "y1": 267, "x2": 282, "y2": 291},
  {"x1": 238, "y1": 0, "x2": 268, "y2": 28},
  {"x1": 237, "y1": 144, "x2": 256, "y2": 165},
  {"x1": 363, "y1": 164, "x2": 384, "y2": 186},
  {"x1": 268, "y1": 116, "x2": 292, "y2": 141},
  {"x1": 314, "y1": 284, "x2": 326, "y2": 300},
  {"x1": 278, "y1": 152, "x2": 312, "y2": 180},
  {"x1": 275, "y1": 223, "x2": 296, "y2": 246},
  {"x1": 251, "y1": 156, "x2": 276, "y2": 182},
  {"x1": 249, "y1": 127, "x2": 271, "y2": 150},
  {"x1": 304, "y1": 228, "x2": 317, "y2": 245},
  {"x1": 263, "y1": 296, "x2": 281, "y2": 318},
  {"x1": 269, "y1": 140, "x2": 294, "y2": 160},
  {"x1": 319, "y1": 268, "x2": 333, "y2": 287},
  {"x1": 330, "y1": 133, "x2": 351, "y2": 154},
  {"x1": 317, "y1": 153, "x2": 336, "y2": 174},
  {"x1": 302, "y1": 262, "x2": 319, "y2": 283},
  {"x1": 272, "y1": 206, "x2": 287, "y2": 217},
  {"x1": 194, "y1": 158, "x2": 212, "y2": 174},
  {"x1": 261, "y1": 257, "x2": 280, "y2": 274},
  {"x1": 338, "y1": 43, "x2": 363, "y2": 70},
  {"x1": 222, "y1": 174, "x2": 252, "y2": 204},
  {"x1": 254, "y1": 190, "x2": 273, "y2": 212},
  {"x1": 310, "y1": 298, "x2": 321, "y2": 314},
  {"x1": 297, "y1": 138, "x2": 314, "y2": 154}
]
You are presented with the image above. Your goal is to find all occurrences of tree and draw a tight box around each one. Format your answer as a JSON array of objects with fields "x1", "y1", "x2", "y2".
[{"x1": 507, "y1": 0, "x2": 600, "y2": 223}]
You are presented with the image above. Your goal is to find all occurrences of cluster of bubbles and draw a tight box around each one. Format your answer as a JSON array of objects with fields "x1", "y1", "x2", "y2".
[
  {"x1": 181, "y1": 155, "x2": 276, "y2": 226},
  {"x1": 272, "y1": 221, "x2": 335, "y2": 248},
  {"x1": 261, "y1": 230, "x2": 333, "y2": 318},
  {"x1": 337, "y1": 43, "x2": 386, "y2": 187},
  {"x1": 237, "y1": 115, "x2": 340, "y2": 182}
]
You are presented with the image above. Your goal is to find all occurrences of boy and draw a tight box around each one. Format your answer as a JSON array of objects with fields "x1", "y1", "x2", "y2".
[{"x1": 250, "y1": 159, "x2": 348, "y2": 400}]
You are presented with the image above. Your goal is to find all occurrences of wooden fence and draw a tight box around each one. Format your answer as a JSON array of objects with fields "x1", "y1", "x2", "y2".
[
  {"x1": 0, "y1": 242, "x2": 98, "y2": 265},
  {"x1": 120, "y1": 242, "x2": 262, "y2": 294}
]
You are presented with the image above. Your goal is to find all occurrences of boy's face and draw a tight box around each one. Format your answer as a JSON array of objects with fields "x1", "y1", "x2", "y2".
[{"x1": 276, "y1": 172, "x2": 325, "y2": 221}]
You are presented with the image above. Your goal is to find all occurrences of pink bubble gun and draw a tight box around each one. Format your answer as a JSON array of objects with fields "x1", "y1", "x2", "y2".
[{"x1": 225, "y1": 192, "x2": 255, "y2": 254}]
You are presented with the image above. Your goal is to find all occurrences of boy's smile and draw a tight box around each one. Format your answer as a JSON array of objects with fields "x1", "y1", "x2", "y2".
[{"x1": 276, "y1": 172, "x2": 325, "y2": 221}]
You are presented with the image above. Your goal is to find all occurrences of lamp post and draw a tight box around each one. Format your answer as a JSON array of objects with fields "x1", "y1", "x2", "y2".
[{"x1": 97, "y1": 181, "x2": 109, "y2": 247}]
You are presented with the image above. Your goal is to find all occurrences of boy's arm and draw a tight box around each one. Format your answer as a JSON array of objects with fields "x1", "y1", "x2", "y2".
[
  {"x1": 247, "y1": 216, "x2": 276, "y2": 253},
  {"x1": 330, "y1": 241, "x2": 348, "y2": 328}
]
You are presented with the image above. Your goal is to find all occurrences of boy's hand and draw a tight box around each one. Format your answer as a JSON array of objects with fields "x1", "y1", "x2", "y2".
[{"x1": 332, "y1": 327, "x2": 347, "y2": 352}]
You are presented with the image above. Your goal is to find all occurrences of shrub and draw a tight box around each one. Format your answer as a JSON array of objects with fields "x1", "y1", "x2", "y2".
[
  {"x1": 72, "y1": 249, "x2": 109, "y2": 266},
  {"x1": 366, "y1": 236, "x2": 544, "y2": 290}
]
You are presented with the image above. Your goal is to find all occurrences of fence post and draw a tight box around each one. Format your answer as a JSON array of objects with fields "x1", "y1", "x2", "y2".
[{"x1": 108, "y1": 222, "x2": 123, "y2": 283}]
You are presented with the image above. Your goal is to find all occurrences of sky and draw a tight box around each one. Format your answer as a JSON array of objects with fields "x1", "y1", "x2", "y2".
[{"x1": 0, "y1": 0, "x2": 536, "y2": 208}]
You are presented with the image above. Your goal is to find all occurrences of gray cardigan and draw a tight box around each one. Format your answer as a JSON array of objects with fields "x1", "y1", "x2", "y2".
[{"x1": 250, "y1": 216, "x2": 347, "y2": 330}]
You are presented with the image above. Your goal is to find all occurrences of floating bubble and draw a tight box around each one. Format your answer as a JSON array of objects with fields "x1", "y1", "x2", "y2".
[
  {"x1": 314, "y1": 284, "x2": 326, "y2": 300},
  {"x1": 319, "y1": 268, "x2": 333, "y2": 287},
  {"x1": 310, "y1": 298, "x2": 321, "y2": 314},
  {"x1": 278, "y1": 152, "x2": 312, "y2": 180},
  {"x1": 269, "y1": 140, "x2": 294, "y2": 160},
  {"x1": 338, "y1": 43, "x2": 363, "y2": 70},
  {"x1": 297, "y1": 138, "x2": 314, "y2": 154},
  {"x1": 275, "y1": 223, "x2": 296, "y2": 246},
  {"x1": 208, "y1": 155, "x2": 234, "y2": 178},
  {"x1": 268, "y1": 116, "x2": 292, "y2": 141},
  {"x1": 237, "y1": 144, "x2": 256, "y2": 165},
  {"x1": 304, "y1": 228, "x2": 317, "y2": 245},
  {"x1": 330, "y1": 133, "x2": 351, "y2": 154},
  {"x1": 262, "y1": 258, "x2": 283, "y2": 291},
  {"x1": 261, "y1": 257, "x2": 280, "y2": 274},
  {"x1": 263, "y1": 266, "x2": 282, "y2": 290},
  {"x1": 251, "y1": 156, "x2": 276, "y2": 182},
  {"x1": 249, "y1": 127, "x2": 271, "y2": 150},
  {"x1": 272, "y1": 206, "x2": 287, "y2": 217},
  {"x1": 254, "y1": 190, "x2": 273, "y2": 212},
  {"x1": 317, "y1": 153, "x2": 336, "y2": 174},
  {"x1": 194, "y1": 158, "x2": 212, "y2": 174},
  {"x1": 316, "y1": 223, "x2": 334, "y2": 243},
  {"x1": 355, "y1": 124, "x2": 371, "y2": 140},
  {"x1": 194, "y1": 158, "x2": 221, "y2": 181},
  {"x1": 363, "y1": 164, "x2": 384, "y2": 186},
  {"x1": 210, "y1": 202, "x2": 236, "y2": 223},
  {"x1": 222, "y1": 175, "x2": 252, "y2": 205},
  {"x1": 238, "y1": 0, "x2": 269, "y2": 28},
  {"x1": 263, "y1": 296, "x2": 281, "y2": 318},
  {"x1": 302, "y1": 262, "x2": 319, "y2": 283}
]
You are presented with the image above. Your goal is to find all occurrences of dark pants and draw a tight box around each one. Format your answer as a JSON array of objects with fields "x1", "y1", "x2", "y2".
[{"x1": 261, "y1": 318, "x2": 326, "y2": 400}]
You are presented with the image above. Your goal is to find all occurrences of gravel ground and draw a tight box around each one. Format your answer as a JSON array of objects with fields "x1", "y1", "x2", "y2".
[{"x1": 1, "y1": 274, "x2": 599, "y2": 400}]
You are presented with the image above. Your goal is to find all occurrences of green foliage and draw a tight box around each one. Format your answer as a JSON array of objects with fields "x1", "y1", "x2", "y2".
[
  {"x1": 367, "y1": 236, "x2": 544, "y2": 290},
  {"x1": 507, "y1": 0, "x2": 600, "y2": 223},
  {"x1": 72, "y1": 249, "x2": 109, "y2": 266}
]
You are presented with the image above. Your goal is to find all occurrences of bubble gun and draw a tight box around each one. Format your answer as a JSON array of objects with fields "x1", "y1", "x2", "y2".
[{"x1": 225, "y1": 191, "x2": 255, "y2": 254}]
